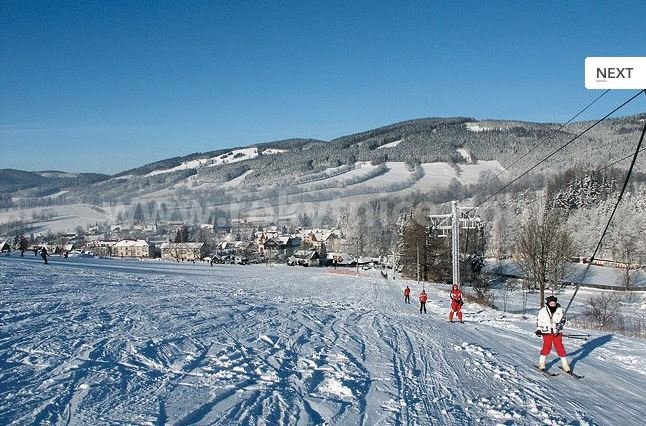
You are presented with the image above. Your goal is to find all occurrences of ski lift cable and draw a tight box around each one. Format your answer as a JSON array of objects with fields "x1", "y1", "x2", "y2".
[
  {"x1": 564, "y1": 107, "x2": 646, "y2": 315},
  {"x1": 494, "y1": 89, "x2": 611, "y2": 179},
  {"x1": 470, "y1": 89, "x2": 645, "y2": 213},
  {"x1": 594, "y1": 146, "x2": 646, "y2": 173}
]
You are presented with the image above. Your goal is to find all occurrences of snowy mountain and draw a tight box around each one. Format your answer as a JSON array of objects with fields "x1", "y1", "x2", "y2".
[
  {"x1": 1, "y1": 255, "x2": 645, "y2": 425},
  {"x1": 1, "y1": 114, "x2": 645, "y2": 235}
]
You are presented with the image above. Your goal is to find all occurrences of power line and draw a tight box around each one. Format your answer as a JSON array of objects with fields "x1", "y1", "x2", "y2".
[
  {"x1": 563, "y1": 108, "x2": 646, "y2": 315},
  {"x1": 474, "y1": 90, "x2": 645, "y2": 210},
  {"x1": 595, "y1": 146, "x2": 646, "y2": 173},
  {"x1": 496, "y1": 89, "x2": 610, "y2": 179}
]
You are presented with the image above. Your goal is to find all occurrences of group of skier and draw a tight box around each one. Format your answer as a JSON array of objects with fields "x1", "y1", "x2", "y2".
[
  {"x1": 403, "y1": 284, "x2": 463, "y2": 320},
  {"x1": 403, "y1": 284, "x2": 573, "y2": 375}
]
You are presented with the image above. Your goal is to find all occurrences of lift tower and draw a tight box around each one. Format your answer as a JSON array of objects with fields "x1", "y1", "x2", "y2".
[{"x1": 428, "y1": 201, "x2": 481, "y2": 287}]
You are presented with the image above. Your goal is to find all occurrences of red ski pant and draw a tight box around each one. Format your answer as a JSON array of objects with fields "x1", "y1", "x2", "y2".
[
  {"x1": 540, "y1": 333, "x2": 566, "y2": 357},
  {"x1": 449, "y1": 300, "x2": 462, "y2": 321}
]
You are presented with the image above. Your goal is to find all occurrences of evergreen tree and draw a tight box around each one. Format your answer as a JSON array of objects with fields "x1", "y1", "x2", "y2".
[
  {"x1": 174, "y1": 226, "x2": 190, "y2": 243},
  {"x1": 298, "y1": 212, "x2": 312, "y2": 228},
  {"x1": 133, "y1": 203, "x2": 145, "y2": 224},
  {"x1": 18, "y1": 235, "x2": 29, "y2": 254}
]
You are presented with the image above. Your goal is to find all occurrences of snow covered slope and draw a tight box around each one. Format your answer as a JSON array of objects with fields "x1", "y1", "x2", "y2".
[
  {"x1": 145, "y1": 148, "x2": 284, "y2": 177},
  {"x1": 1, "y1": 256, "x2": 645, "y2": 425},
  {"x1": 0, "y1": 204, "x2": 114, "y2": 234}
]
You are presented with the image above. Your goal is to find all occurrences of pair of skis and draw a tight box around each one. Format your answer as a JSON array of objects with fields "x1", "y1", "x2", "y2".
[{"x1": 535, "y1": 366, "x2": 584, "y2": 379}]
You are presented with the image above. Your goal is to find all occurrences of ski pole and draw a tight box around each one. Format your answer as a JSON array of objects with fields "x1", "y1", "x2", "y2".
[{"x1": 562, "y1": 334, "x2": 589, "y2": 340}]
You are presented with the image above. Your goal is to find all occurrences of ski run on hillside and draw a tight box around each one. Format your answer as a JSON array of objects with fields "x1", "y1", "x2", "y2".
[{"x1": 1, "y1": 255, "x2": 645, "y2": 425}]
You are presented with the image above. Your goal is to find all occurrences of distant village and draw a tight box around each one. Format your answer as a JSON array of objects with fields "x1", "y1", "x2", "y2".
[{"x1": 0, "y1": 218, "x2": 386, "y2": 268}]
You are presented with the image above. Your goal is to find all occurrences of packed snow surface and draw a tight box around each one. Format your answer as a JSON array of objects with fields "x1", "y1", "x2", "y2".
[{"x1": 1, "y1": 255, "x2": 645, "y2": 425}]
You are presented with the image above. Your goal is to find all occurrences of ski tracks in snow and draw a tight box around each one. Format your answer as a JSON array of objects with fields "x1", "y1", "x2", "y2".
[{"x1": 2, "y1": 258, "x2": 646, "y2": 425}]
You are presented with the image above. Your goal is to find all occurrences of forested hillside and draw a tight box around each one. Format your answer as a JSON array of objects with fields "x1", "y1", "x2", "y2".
[{"x1": 1, "y1": 114, "x2": 645, "y2": 263}]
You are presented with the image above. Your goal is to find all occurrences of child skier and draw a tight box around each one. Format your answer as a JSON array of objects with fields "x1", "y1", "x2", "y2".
[
  {"x1": 449, "y1": 284, "x2": 463, "y2": 323},
  {"x1": 404, "y1": 286, "x2": 411, "y2": 304},
  {"x1": 536, "y1": 295, "x2": 570, "y2": 373}
]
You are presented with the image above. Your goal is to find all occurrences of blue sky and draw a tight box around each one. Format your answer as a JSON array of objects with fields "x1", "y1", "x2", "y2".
[{"x1": 1, "y1": 1, "x2": 645, "y2": 174}]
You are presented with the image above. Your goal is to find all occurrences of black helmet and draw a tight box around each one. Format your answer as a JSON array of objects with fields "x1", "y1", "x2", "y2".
[{"x1": 546, "y1": 295, "x2": 558, "y2": 304}]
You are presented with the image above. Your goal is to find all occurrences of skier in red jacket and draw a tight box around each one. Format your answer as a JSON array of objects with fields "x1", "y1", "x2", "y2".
[
  {"x1": 404, "y1": 286, "x2": 411, "y2": 304},
  {"x1": 449, "y1": 284, "x2": 463, "y2": 323},
  {"x1": 419, "y1": 290, "x2": 428, "y2": 313}
]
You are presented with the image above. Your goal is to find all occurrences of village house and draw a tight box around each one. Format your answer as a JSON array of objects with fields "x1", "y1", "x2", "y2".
[
  {"x1": 85, "y1": 240, "x2": 119, "y2": 257},
  {"x1": 254, "y1": 227, "x2": 281, "y2": 246},
  {"x1": 288, "y1": 249, "x2": 321, "y2": 267},
  {"x1": 112, "y1": 240, "x2": 154, "y2": 258},
  {"x1": 326, "y1": 252, "x2": 356, "y2": 266},
  {"x1": 234, "y1": 241, "x2": 255, "y2": 256},
  {"x1": 299, "y1": 229, "x2": 340, "y2": 252},
  {"x1": 574, "y1": 256, "x2": 644, "y2": 270},
  {"x1": 0, "y1": 240, "x2": 10, "y2": 253},
  {"x1": 132, "y1": 224, "x2": 157, "y2": 233},
  {"x1": 217, "y1": 240, "x2": 237, "y2": 255},
  {"x1": 262, "y1": 236, "x2": 301, "y2": 259},
  {"x1": 160, "y1": 242, "x2": 207, "y2": 261}
]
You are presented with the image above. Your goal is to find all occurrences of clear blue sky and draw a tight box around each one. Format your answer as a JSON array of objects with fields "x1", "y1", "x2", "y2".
[{"x1": 1, "y1": 0, "x2": 645, "y2": 174}]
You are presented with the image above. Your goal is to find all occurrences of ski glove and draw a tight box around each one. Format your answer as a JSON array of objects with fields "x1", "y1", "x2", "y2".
[
  {"x1": 535, "y1": 330, "x2": 543, "y2": 337},
  {"x1": 556, "y1": 318, "x2": 566, "y2": 332}
]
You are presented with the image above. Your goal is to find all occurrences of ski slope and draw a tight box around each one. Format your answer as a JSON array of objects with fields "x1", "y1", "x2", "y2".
[{"x1": 1, "y1": 255, "x2": 645, "y2": 425}]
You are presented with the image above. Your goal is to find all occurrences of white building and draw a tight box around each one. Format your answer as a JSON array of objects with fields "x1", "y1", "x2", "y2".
[
  {"x1": 85, "y1": 240, "x2": 118, "y2": 257},
  {"x1": 112, "y1": 240, "x2": 153, "y2": 258}
]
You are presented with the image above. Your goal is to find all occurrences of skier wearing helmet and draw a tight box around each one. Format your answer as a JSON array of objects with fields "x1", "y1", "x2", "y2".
[
  {"x1": 536, "y1": 295, "x2": 570, "y2": 373},
  {"x1": 449, "y1": 284, "x2": 463, "y2": 323}
]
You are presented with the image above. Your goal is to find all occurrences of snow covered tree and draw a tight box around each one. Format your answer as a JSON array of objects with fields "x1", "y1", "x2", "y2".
[
  {"x1": 397, "y1": 211, "x2": 430, "y2": 281},
  {"x1": 490, "y1": 210, "x2": 510, "y2": 260}
]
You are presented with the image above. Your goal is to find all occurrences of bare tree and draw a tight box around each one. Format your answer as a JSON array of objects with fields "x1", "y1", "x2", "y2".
[
  {"x1": 521, "y1": 279, "x2": 531, "y2": 317},
  {"x1": 515, "y1": 206, "x2": 573, "y2": 307},
  {"x1": 612, "y1": 223, "x2": 639, "y2": 290},
  {"x1": 491, "y1": 211, "x2": 510, "y2": 260},
  {"x1": 502, "y1": 279, "x2": 518, "y2": 313},
  {"x1": 584, "y1": 293, "x2": 622, "y2": 330}
]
